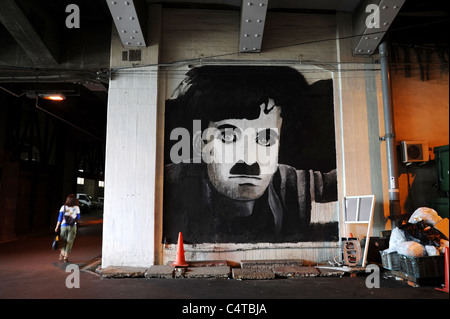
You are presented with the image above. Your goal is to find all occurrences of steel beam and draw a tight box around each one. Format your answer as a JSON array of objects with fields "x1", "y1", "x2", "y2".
[
  {"x1": 106, "y1": 0, "x2": 147, "y2": 47},
  {"x1": 239, "y1": 0, "x2": 268, "y2": 53},
  {"x1": 0, "y1": 0, "x2": 59, "y2": 66},
  {"x1": 352, "y1": 0, "x2": 405, "y2": 55}
]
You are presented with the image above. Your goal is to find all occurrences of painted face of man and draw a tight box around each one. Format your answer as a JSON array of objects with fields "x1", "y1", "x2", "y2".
[{"x1": 202, "y1": 100, "x2": 282, "y2": 200}]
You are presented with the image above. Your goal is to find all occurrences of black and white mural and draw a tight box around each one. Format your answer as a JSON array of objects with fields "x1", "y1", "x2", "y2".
[{"x1": 163, "y1": 66, "x2": 338, "y2": 244}]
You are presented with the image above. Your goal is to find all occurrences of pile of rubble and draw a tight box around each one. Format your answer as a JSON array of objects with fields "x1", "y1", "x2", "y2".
[{"x1": 98, "y1": 259, "x2": 365, "y2": 280}]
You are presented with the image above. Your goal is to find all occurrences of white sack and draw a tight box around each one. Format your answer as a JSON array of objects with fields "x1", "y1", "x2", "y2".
[
  {"x1": 425, "y1": 245, "x2": 440, "y2": 256},
  {"x1": 408, "y1": 207, "x2": 442, "y2": 226},
  {"x1": 386, "y1": 227, "x2": 406, "y2": 252},
  {"x1": 396, "y1": 241, "x2": 426, "y2": 257}
]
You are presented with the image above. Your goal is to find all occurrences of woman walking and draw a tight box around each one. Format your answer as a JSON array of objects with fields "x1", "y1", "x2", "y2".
[{"x1": 55, "y1": 194, "x2": 80, "y2": 262}]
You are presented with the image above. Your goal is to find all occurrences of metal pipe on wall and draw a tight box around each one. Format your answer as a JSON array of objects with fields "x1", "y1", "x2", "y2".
[{"x1": 379, "y1": 40, "x2": 401, "y2": 228}]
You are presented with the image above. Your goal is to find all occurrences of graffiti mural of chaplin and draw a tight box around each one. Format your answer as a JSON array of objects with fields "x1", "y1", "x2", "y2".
[{"x1": 163, "y1": 66, "x2": 338, "y2": 244}]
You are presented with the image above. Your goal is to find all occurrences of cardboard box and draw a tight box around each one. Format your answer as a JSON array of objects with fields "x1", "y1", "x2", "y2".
[{"x1": 434, "y1": 218, "x2": 449, "y2": 239}]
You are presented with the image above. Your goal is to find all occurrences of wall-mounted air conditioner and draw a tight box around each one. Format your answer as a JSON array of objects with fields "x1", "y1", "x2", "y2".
[{"x1": 401, "y1": 141, "x2": 429, "y2": 163}]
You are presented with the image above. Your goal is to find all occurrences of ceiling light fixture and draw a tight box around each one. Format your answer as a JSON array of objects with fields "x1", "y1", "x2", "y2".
[{"x1": 38, "y1": 93, "x2": 66, "y2": 101}]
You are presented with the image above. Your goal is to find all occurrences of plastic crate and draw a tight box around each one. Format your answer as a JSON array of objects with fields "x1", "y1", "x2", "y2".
[
  {"x1": 380, "y1": 251, "x2": 401, "y2": 270},
  {"x1": 399, "y1": 254, "x2": 445, "y2": 279}
]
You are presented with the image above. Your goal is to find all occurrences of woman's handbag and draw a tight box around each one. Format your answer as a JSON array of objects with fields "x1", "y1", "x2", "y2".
[{"x1": 52, "y1": 232, "x2": 59, "y2": 250}]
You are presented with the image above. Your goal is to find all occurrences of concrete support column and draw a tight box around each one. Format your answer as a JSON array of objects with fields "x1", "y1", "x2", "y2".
[
  {"x1": 102, "y1": 4, "x2": 161, "y2": 268},
  {"x1": 335, "y1": 12, "x2": 388, "y2": 237}
]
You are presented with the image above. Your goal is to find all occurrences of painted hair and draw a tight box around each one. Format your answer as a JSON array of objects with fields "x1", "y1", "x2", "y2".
[
  {"x1": 168, "y1": 65, "x2": 313, "y2": 132},
  {"x1": 165, "y1": 65, "x2": 336, "y2": 171}
]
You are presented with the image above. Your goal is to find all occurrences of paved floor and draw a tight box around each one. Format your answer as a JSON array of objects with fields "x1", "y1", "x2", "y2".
[{"x1": 0, "y1": 211, "x2": 448, "y2": 307}]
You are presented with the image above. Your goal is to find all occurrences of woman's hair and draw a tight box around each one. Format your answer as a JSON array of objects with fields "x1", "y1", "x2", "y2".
[{"x1": 64, "y1": 194, "x2": 79, "y2": 207}]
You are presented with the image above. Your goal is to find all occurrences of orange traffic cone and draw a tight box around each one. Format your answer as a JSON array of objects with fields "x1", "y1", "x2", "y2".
[{"x1": 172, "y1": 232, "x2": 189, "y2": 267}]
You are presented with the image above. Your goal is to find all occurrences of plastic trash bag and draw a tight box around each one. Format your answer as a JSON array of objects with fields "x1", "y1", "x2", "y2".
[
  {"x1": 408, "y1": 207, "x2": 442, "y2": 226},
  {"x1": 400, "y1": 220, "x2": 447, "y2": 247},
  {"x1": 386, "y1": 227, "x2": 406, "y2": 252},
  {"x1": 439, "y1": 239, "x2": 449, "y2": 254},
  {"x1": 396, "y1": 241, "x2": 426, "y2": 257},
  {"x1": 425, "y1": 245, "x2": 440, "y2": 256}
]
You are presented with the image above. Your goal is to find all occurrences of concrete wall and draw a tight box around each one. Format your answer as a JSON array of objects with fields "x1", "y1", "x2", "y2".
[
  {"x1": 102, "y1": 7, "x2": 393, "y2": 267},
  {"x1": 391, "y1": 50, "x2": 449, "y2": 213}
]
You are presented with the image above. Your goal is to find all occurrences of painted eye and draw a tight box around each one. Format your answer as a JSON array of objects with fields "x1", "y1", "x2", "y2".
[
  {"x1": 257, "y1": 136, "x2": 271, "y2": 146},
  {"x1": 220, "y1": 130, "x2": 237, "y2": 143},
  {"x1": 256, "y1": 130, "x2": 278, "y2": 147}
]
